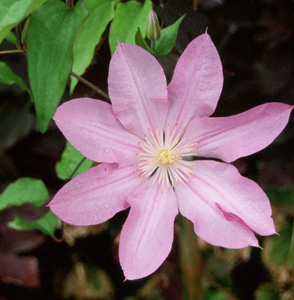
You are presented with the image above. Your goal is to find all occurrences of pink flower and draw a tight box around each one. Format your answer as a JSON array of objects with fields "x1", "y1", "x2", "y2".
[{"x1": 49, "y1": 33, "x2": 292, "y2": 280}]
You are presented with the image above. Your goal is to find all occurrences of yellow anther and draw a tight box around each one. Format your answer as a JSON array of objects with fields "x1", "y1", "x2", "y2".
[{"x1": 158, "y1": 148, "x2": 175, "y2": 165}]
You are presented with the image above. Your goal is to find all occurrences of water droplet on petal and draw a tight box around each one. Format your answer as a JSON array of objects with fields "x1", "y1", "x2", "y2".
[{"x1": 104, "y1": 204, "x2": 110, "y2": 209}]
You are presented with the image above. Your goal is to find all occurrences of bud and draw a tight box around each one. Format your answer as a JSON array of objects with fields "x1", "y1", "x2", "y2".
[{"x1": 146, "y1": 10, "x2": 161, "y2": 41}]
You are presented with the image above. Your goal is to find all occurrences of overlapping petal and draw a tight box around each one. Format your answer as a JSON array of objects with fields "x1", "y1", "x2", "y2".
[
  {"x1": 49, "y1": 164, "x2": 144, "y2": 226},
  {"x1": 165, "y1": 33, "x2": 223, "y2": 131},
  {"x1": 185, "y1": 102, "x2": 292, "y2": 162},
  {"x1": 175, "y1": 160, "x2": 276, "y2": 248},
  {"x1": 108, "y1": 43, "x2": 169, "y2": 138},
  {"x1": 119, "y1": 181, "x2": 178, "y2": 280},
  {"x1": 54, "y1": 98, "x2": 140, "y2": 167}
]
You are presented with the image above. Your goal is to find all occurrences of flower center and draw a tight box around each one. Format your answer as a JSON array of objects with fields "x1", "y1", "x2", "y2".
[
  {"x1": 158, "y1": 148, "x2": 175, "y2": 165},
  {"x1": 136, "y1": 125, "x2": 198, "y2": 190}
]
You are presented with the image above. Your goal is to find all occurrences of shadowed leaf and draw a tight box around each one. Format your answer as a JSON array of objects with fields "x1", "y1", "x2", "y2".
[{"x1": 9, "y1": 211, "x2": 59, "y2": 236}]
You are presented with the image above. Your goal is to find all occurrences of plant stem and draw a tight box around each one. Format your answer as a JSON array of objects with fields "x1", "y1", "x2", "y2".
[
  {"x1": 70, "y1": 71, "x2": 110, "y2": 100},
  {"x1": 69, "y1": 157, "x2": 87, "y2": 180},
  {"x1": 178, "y1": 216, "x2": 203, "y2": 300},
  {"x1": 0, "y1": 49, "x2": 23, "y2": 55}
]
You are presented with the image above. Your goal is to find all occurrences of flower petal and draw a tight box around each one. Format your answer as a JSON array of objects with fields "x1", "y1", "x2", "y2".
[
  {"x1": 119, "y1": 181, "x2": 178, "y2": 280},
  {"x1": 165, "y1": 33, "x2": 223, "y2": 131},
  {"x1": 49, "y1": 164, "x2": 144, "y2": 226},
  {"x1": 186, "y1": 102, "x2": 292, "y2": 162},
  {"x1": 108, "y1": 43, "x2": 169, "y2": 138},
  {"x1": 175, "y1": 161, "x2": 276, "y2": 248},
  {"x1": 54, "y1": 98, "x2": 140, "y2": 167}
]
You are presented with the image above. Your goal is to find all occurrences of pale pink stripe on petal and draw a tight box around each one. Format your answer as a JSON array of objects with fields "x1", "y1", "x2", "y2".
[
  {"x1": 165, "y1": 33, "x2": 223, "y2": 131},
  {"x1": 49, "y1": 164, "x2": 144, "y2": 226},
  {"x1": 186, "y1": 102, "x2": 292, "y2": 162},
  {"x1": 108, "y1": 43, "x2": 169, "y2": 138},
  {"x1": 54, "y1": 98, "x2": 140, "y2": 167},
  {"x1": 119, "y1": 181, "x2": 178, "y2": 280},
  {"x1": 175, "y1": 160, "x2": 276, "y2": 248}
]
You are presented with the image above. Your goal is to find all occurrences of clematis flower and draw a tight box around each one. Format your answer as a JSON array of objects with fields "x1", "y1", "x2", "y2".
[{"x1": 49, "y1": 33, "x2": 292, "y2": 280}]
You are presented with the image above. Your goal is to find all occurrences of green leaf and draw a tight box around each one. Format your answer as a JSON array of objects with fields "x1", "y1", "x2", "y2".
[
  {"x1": 268, "y1": 221, "x2": 293, "y2": 267},
  {"x1": 27, "y1": 0, "x2": 88, "y2": 133},
  {"x1": 203, "y1": 282, "x2": 227, "y2": 300},
  {"x1": 265, "y1": 186, "x2": 294, "y2": 211},
  {"x1": 8, "y1": 211, "x2": 59, "y2": 236},
  {"x1": 155, "y1": 15, "x2": 185, "y2": 57},
  {"x1": 109, "y1": 0, "x2": 152, "y2": 55},
  {"x1": 0, "y1": 0, "x2": 47, "y2": 44},
  {"x1": 70, "y1": 0, "x2": 115, "y2": 94},
  {"x1": 0, "y1": 0, "x2": 33, "y2": 44},
  {"x1": 56, "y1": 142, "x2": 93, "y2": 181},
  {"x1": 0, "y1": 178, "x2": 49, "y2": 211},
  {"x1": 21, "y1": 16, "x2": 31, "y2": 44},
  {"x1": 26, "y1": 0, "x2": 47, "y2": 15},
  {"x1": 5, "y1": 31, "x2": 18, "y2": 45},
  {"x1": 135, "y1": 27, "x2": 155, "y2": 55},
  {"x1": 255, "y1": 286, "x2": 279, "y2": 300},
  {"x1": 0, "y1": 61, "x2": 30, "y2": 93}
]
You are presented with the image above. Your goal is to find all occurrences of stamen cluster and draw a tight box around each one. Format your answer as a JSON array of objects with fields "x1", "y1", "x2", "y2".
[{"x1": 136, "y1": 125, "x2": 198, "y2": 190}]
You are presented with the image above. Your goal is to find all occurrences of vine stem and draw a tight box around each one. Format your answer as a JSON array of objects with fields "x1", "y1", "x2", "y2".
[
  {"x1": 178, "y1": 215, "x2": 203, "y2": 300},
  {"x1": 68, "y1": 157, "x2": 87, "y2": 180},
  {"x1": 70, "y1": 71, "x2": 110, "y2": 100},
  {"x1": 0, "y1": 49, "x2": 23, "y2": 55}
]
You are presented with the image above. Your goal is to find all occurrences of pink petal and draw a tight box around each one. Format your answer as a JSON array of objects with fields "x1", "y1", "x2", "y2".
[
  {"x1": 186, "y1": 102, "x2": 292, "y2": 162},
  {"x1": 165, "y1": 33, "x2": 223, "y2": 131},
  {"x1": 175, "y1": 160, "x2": 276, "y2": 248},
  {"x1": 54, "y1": 98, "x2": 140, "y2": 167},
  {"x1": 119, "y1": 181, "x2": 178, "y2": 280},
  {"x1": 49, "y1": 164, "x2": 144, "y2": 226},
  {"x1": 108, "y1": 43, "x2": 169, "y2": 138}
]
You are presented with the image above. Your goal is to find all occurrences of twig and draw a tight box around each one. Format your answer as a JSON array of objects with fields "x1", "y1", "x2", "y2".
[
  {"x1": 69, "y1": 157, "x2": 87, "y2": 180},
  {"x1": 70, "y1": 71, "x2": 110, "y2": 100},
  {"x1": 0, "y1": 49, "x2": 23, "y2": 55},
  {"x1": 51, "y1": 222, "x2": 64, "y2": 242}
]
